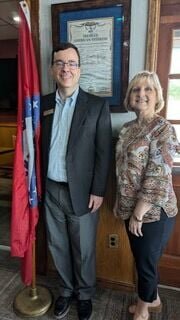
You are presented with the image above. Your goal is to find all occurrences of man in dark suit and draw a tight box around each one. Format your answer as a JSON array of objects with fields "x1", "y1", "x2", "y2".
[{"x1": 41, "y1": 42, "x2": 112, "y2": 320}]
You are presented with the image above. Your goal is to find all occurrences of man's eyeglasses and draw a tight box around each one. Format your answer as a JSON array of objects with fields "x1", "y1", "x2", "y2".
[{"x1": 53, "y1": 60, "x2": 79, "y2": 70}]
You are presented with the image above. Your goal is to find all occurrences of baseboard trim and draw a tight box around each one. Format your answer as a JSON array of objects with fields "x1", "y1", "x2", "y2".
[
  {"x1": 97, "y1": 278, "x2": 135, "y2": 292},
  {"x1": 158, "y1": 284, "x2": 180, "y2": 292}
]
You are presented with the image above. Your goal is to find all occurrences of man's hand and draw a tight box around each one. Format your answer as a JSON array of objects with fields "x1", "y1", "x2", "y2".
[{"x1": 88, "y1": 194, "x2": 103, "y2": 213}]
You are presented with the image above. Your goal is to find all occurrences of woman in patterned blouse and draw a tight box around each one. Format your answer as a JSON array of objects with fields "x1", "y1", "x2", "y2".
[{"x1": 114, "y1": 71, "x2": 180, "y2": 320}]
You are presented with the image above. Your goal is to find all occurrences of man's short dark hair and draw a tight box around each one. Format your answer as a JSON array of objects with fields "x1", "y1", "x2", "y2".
[{"x1": 51, "y1": 42, "x2": 80, "y2": 66}]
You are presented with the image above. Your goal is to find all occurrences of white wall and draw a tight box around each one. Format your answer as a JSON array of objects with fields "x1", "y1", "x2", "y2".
[{"x1": 39, "y1": 0, "x2": 148, "y2": 135}]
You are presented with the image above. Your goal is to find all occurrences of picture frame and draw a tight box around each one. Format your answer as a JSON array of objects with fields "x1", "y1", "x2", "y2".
[{"x1": 51, "y1": 0, "x2": 131, "y2": 112}]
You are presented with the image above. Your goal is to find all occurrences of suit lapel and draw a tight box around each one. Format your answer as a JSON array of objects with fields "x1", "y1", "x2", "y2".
[
  {"x1": 42, "y1": 92, "x2": 56, "y2": 153},
  {"x1": 67, "y1": 89, "x2": 89, "y2": 151}
]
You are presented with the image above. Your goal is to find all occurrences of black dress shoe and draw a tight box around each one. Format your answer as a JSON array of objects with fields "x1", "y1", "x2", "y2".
[
  {"x1": 54, "y1": 296, "x2": 71, "y2": 319},
  {"x1": 77, "y1": 300, "x2": 92, "y2": 320}
]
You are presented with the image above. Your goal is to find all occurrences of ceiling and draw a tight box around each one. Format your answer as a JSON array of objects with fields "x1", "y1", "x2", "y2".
[{"x1": 0, "y1": 0, "x2": 19, "y2": 40}]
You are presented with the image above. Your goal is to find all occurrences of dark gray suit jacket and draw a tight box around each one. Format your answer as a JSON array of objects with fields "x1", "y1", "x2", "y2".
[{"x1": 41, "y1": 88, "x2": 112, "y2": 216}]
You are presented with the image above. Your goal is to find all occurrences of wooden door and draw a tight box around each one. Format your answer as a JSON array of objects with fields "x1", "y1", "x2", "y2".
[
  {"x1": 158, "y1": 173, "x2": 180, "y2": 287},
  {"x1": 157, "y1": 0, "x2": 180, "y2": 287},
  {"x1": 159, "y1": 173, "x2": 180, "y2": 287}
]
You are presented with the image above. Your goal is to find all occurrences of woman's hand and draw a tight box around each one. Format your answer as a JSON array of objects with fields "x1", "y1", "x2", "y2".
[
  {"x1": 129, "y1": 215, "x2": 143, "y2": 237},
  {"x1": 129, "y1": 199, "x2": 152, "y2": 236}
]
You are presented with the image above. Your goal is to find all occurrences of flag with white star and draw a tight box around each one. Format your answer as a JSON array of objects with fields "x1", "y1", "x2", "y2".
[{"x1": 11, "y1": 0, "x2": 41, "y2": 286}]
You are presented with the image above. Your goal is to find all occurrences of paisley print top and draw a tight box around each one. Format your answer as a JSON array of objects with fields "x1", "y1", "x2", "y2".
[{"x1": 114, "y1": 115, "x2": 180, "y2": 222}]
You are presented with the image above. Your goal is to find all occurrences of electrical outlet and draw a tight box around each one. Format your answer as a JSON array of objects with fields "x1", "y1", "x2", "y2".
[{"x1": 108, "y1": 234, "x2": 119, "y2": 248}]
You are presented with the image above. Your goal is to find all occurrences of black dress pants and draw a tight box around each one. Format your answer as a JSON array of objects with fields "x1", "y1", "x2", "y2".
[{"x1": 125, "y1": 209, "x2": 175, "y2": 302}]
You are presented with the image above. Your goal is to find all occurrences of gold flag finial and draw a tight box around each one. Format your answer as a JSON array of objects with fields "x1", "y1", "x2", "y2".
[{"x1": 22, "y1": 0, "x2": 31, "y2": 10}]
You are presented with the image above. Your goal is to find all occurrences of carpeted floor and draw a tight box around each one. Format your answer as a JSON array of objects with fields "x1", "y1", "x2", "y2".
[{"x1": 0, "y1": 258, "x2": 180, "y2": 320}]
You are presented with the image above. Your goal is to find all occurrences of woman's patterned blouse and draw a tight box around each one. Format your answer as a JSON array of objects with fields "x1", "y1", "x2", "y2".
[{"x1": 115, "y1": 115, "x2": 180, "y2": 222}]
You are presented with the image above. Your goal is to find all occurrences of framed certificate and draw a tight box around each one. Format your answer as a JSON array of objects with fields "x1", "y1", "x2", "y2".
[{"x1": 51, "y1": 0, "x2": 131, "y2": 112}]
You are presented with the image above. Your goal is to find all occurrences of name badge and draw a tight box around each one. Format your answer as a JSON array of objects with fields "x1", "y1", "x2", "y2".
[{"x1": 43, "y1": 108, "x2": 54, "y2": 116}]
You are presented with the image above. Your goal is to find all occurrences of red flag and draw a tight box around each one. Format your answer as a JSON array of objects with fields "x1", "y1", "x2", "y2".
[{"x1": 11, "y1": 0, "x2": 41, "y2": 285}]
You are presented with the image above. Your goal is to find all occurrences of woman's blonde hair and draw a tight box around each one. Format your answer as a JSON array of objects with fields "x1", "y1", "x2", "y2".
[{"x1": 124, "y1": 70, "x2": 164, "y2": 113}]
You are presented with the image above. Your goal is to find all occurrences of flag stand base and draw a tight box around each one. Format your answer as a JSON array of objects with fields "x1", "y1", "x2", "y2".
[{"x1": 13, "y1": 285, "x2": 53, "y2": 317}]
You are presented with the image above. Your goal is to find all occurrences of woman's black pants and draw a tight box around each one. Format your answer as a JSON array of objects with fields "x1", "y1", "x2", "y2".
[{"x1": 125, "y1": 209, "x2": 175, "y2": 302}]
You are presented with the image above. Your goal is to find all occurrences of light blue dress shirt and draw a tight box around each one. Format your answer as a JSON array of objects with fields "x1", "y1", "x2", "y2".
[{"x1": 47, "y1": 87, "x2": 79, "y2": 182}]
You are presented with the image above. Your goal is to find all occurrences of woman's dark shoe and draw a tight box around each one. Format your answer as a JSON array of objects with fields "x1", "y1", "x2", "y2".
[
  {"x1": 54, "y1": 296, "x2": 71, "y2": 319},
  {"x1": 77, "y1": 299, "x2": 92, "y2": 320}
]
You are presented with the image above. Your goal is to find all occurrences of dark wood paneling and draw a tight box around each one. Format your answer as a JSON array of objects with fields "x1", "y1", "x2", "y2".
[{"x1": 30, "y1": 0, "x2": 40, "y2": 71}]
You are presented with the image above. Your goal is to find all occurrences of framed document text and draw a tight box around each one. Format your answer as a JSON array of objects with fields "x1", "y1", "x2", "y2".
[{"x1": 51, "y1": 0, "x2": 131, "y2": 112}]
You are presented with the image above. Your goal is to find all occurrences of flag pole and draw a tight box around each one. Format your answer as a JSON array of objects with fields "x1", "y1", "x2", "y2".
[
  {"x1": 12, "y1": 0, "x2": 53, "y2": 316},
  {"x1": 13, "y1": 240, "x2": 52, "y2": 317},
  {"x1": 32, "y1": 239, "x2": 36, "y2": 289}
]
